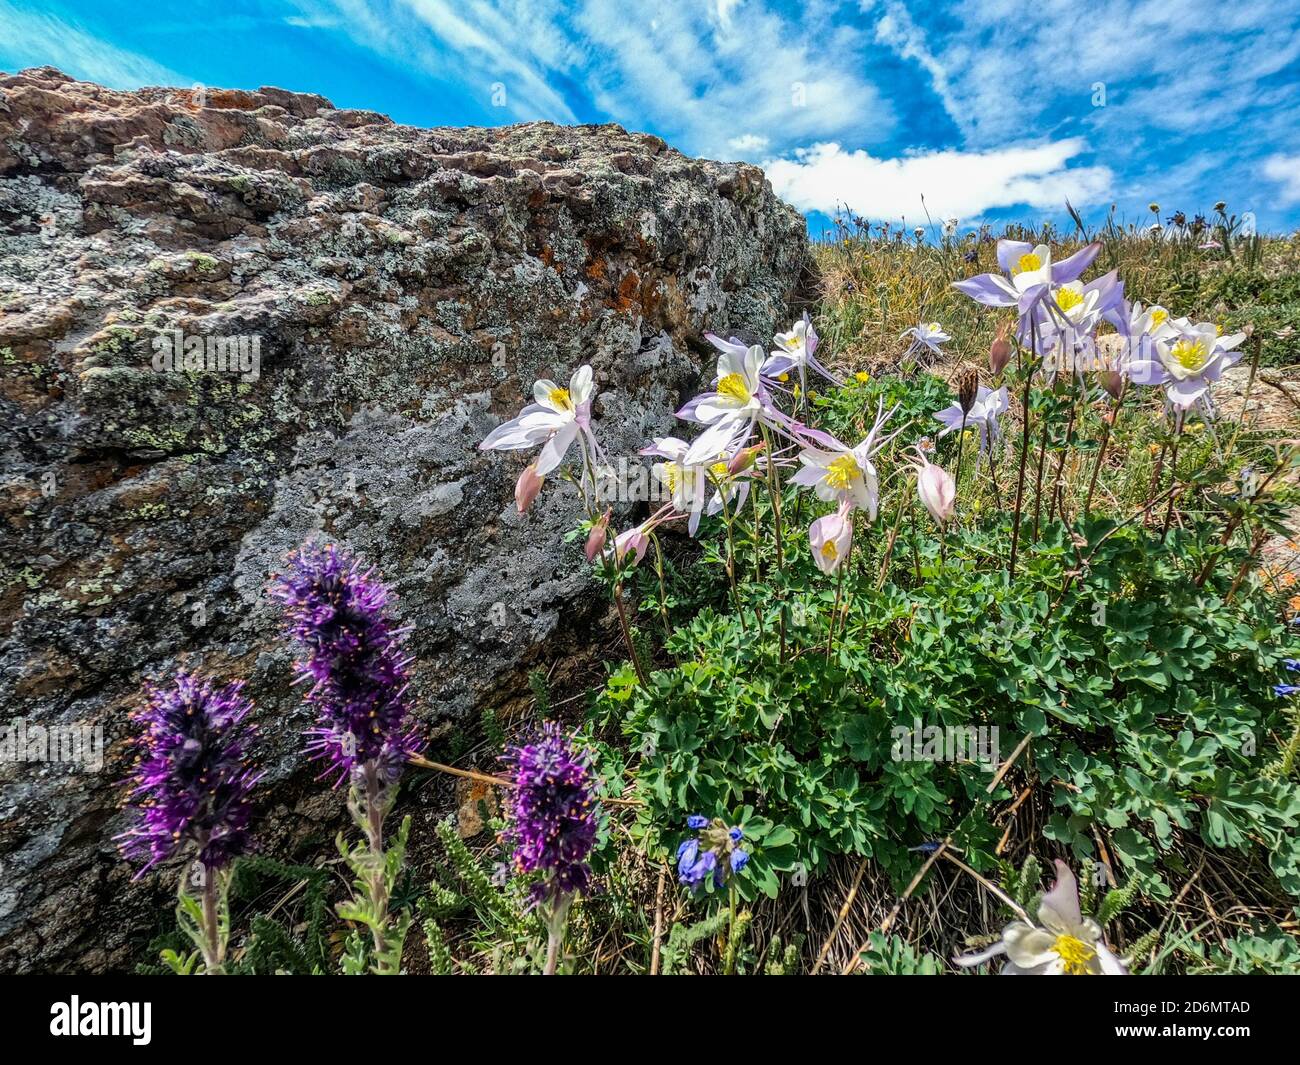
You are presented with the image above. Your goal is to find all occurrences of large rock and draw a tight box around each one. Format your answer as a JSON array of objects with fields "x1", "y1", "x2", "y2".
[{"x1": 0, "y1": 67, "x2": 806, "y2": 972}]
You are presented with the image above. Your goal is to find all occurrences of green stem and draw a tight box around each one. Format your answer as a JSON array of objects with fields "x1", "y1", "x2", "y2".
[
  {"x1": 724, "y1": 881, "x2": 738, "y2": 976},
  {"x1": 1009, "y1": 343, "x2": 1035, "y2": 579},
  {"x1": 200, "y1": 865, "x2": 224, "y2": 975},
  {"x1": 1084, "y1": 389, "x2": 1124, "y2": 518}
]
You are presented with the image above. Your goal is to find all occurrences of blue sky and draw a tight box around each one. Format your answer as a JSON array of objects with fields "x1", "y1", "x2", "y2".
[{"x1": 3, "y1": 0, "x2": 1300, "y2": 235}]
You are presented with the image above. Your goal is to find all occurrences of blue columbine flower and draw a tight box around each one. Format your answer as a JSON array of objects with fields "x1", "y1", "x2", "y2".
[
  {"x1": 687, "y1": 814, "x2": 709, "y2": 829},
  {"x1": 1284, "y1": 659, "x2": 1300, "y2": 672},
  {"x1": 1274, "y1": 684, "x2": 1300, "y2": 697}
]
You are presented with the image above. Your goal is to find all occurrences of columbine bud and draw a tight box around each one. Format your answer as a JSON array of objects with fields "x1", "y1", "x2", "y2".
[
  {"x1": 515, "y1": 463, "x2": 543, "y2": 513},
  {"x1": 1148, "y1": 202, "x2": 1160, "y2": 214},
  {"x1": 912, "y1": 447, "x2": 956, "y2": 525},
  {"x1": 989, "y1": 321, "x2": 1012, "y2": 376},
  {"x1": 1214, "y1": 201, "x2": 1226, "y2": 213},
  {"x1": 1099, "y1": 367, "x2": 1125, "y2": 401},
  {"x1": 585, "y1": 508, "x2": 610, "y2": 562},
  {"x1": 727, "y1": 441, "x2": 766, "y2": 476},
  {"x1": 614, "y1": 525, "x2": 649, "y2": 567},
  {"x1": 808, "y1": 504, "x2": 853, "y2": 575},
  {"x1": 957, "y1": 366, "x2": 980, "y2": 415}
]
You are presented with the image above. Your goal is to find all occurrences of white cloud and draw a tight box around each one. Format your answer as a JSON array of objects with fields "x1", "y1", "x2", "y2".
[
  {"x1": 863, "y1": 0, "x2": 1300, "y2": 147},
  {"x1": 1264, "y1": 155, "x2": 1300, "y2": 204},
  {"x1": 0, "y1": 0, "x2": 186, "y2": 88},
  {"x1": 727, "y1": 133, "x2": 770, "y2": 156},
  {"x1": 764, "y1": 138, "x2": 1113, "y2": 221}
]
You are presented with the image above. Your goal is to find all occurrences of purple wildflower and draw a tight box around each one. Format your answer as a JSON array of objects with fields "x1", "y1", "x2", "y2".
[
  {"x1": 272, "y1": 542, "x2": 421, "y2": 785},
  {"x1": 1275, "y1": 684, "x2": 1300, "y2": 697},
  {"x1": 117, "y1": 673, "x2": 261, "y2": 876},
  {"x1": 503, "y1": 723, "x2": 600, "y2": 905},
  {"x1": 677, "y1": 815, "x2": 749, "y2": 892}
]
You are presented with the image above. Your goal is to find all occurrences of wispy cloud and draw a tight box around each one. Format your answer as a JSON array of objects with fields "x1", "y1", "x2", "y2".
[
  {"x1": 4, "y1": 0, "x2": 1296, "y2": 229},
  {"x1": 1264, "y1": 154, "x2": 1300, "y2": 204},
  {"x1": 289, "y1": 0, "x2": 892, "y2": 157},
  {"x1": 0, "y1": 1, "x2": 186, "y2": 88},
  {"x1": 764, "y1": 138, "x2": 1113, "y2": 222}
]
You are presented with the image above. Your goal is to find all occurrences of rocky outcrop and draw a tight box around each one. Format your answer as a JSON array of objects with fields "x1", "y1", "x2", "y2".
[{"x1": 0, "y1": 67, "x2": 806, "y2": 972}]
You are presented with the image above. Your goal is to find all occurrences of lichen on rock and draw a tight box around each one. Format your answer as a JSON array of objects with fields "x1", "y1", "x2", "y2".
[{"x1": 0, "y1": 66, "x2": 806, "y2": 972}]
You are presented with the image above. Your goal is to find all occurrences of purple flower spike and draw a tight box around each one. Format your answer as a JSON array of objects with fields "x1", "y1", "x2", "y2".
[
  {"x1": 504, "y1": 723, "x2": 600, "y2": 905},
  {"x1": 272, "y1": 542, "x2": 421, "y2": 785},
  {"x1": 117, "y1": 673, "x2": 262, "y2": 876}
]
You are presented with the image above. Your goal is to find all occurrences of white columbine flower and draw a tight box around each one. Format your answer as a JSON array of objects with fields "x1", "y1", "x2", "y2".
[
  {"x1": 1128, "y1": 320, "x2": 1247, "y2": 414},
  {"x1": 678, "y1": 343, "x2": 782, "y2": 466},
  {"x1": 901, "y1": 321, "x2": 951, "y2": 361},
  {"x1": 640, "y1": 436, "x2": 712, "y2": 536},
  {"x1": 954, "y1": 861, "x2": 1128, "y2": 975},
  {"x1": 933, "y1": 385, "x2": 1010, "y2": 458},
  {"x1": 762, "y1": 312, "x2": 843, "y2": 388},
  {"x1": 790, "y1": 401, "x2": 898, "y2": 521},
  {"x1": 479, "y1": 364, "x2": 598, "y2": 476}
]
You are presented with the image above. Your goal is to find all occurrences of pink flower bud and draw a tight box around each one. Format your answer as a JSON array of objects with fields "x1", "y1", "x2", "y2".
[
  {"x1": 727, "y1": 441, "x2": 766, "y2": 476},
  {"x1": 912, "y1": 447, "x2": 955, "y2": 525},
  {"x1": 515, "y1": 463, "x2": 544, "y2": 513},
  {"x1": 614, "y1": 526, "x2": 649, "y2": 567},
  {"x1": 808, "y1": 504, "x2": 853, "y2": 575},
  {"x1": 585, "y1": 508, "x2": 611, "y2": 562},
  {"x1": 989, "y1": 321, "x2": 1012, "y2": 376}
]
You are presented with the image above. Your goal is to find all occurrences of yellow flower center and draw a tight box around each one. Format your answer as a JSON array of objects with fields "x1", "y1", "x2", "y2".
[
  {"x1": 824, "y1": 454, "x2": 860, "y2": 490},
  {"x1": 663, "y1": 462, "x2": 680, "y2": 494},
  {"x1": 820, "y1": 540, "x2": 838, "y2": 561},
  {"x1": 717, "y1": 372, "x2": 751, "y2": 403},
  {"x1": 1149, "y1": 308, "x2": 1168, "y2": 327},
  {"x1": 1170, "y1": 338, "x2": 1208, "y2": 372},
  {"x1": 1053, "y1": 934, "x2": 1096, "y2": 975},
  {"x1": 709, "y1": 461, "x2": 730, "y2": 481},
  {"x1": 548, "y1": 387, "x2": 573, "y2": 410},
  {"x1": 927, "y1": 322, "x2": 941, "y2": 332},
  {"x1": 1013, "y1": 252, "x2": 1042, "y2": 275},
  {"x1": 1055, "y1": 287, "x2": 1084, "y2": 313}
]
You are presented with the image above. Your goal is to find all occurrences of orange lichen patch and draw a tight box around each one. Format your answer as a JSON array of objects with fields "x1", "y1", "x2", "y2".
[
  {"x1": 455, "y1": 776, "x2": 500, "y2": 838},
  {"x1": 539, "y1": 244, "x2": 555, "y2": 268},
  {"x1": 585, "y1": 256, "x2": 607, "y2": 281},
  {"x1": 203, "y1": 88, "x2": 267, "y2": 111},
  {"x1": 615, "y1": 270, "x2": 640, "y2": 312}
]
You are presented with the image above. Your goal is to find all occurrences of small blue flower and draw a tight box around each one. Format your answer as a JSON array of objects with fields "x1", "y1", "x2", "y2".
[
  {"x1": 1274, "y1": 684, "x2": 1300, "y2": 697},
  {"x1": 678, "y1": 848, "x2": 717, "y2": 890},
  {"x1": 1285, "y1": 659, "x2": 1300, "y2": 672},
  {"x1": 908, "y1": 841, "x2": 943, "y2": 854},
  {"x1": 676, "y1": 814, "x2": 749, "y2": 893}
]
